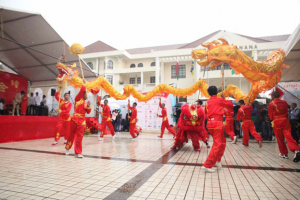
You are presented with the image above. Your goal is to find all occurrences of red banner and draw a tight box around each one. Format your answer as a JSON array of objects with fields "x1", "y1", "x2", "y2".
[{"x1": 0, "y1": 72, "x2": 28, "y2": 104}]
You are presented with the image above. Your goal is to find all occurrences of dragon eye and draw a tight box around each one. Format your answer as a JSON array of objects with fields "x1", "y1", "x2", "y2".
[{"x1": 183, "y1": 115, "x2": 187, "y2": 120}]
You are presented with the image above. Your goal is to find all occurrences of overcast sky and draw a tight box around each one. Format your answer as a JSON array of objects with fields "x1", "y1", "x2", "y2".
[{"x1": 1, "y1": 0, "x2": 300, "y2": 49}]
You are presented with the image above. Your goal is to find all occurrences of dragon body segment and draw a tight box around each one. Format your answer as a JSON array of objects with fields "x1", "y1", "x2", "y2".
[{"x1": 56, "y1": 38, "x2": 287, "y2": 103}]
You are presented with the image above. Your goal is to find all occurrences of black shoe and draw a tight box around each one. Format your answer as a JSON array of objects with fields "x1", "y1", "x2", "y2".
[
  {"x1": 293, "y1": 151, "x2": 300, "y2": 162},
  {"x1": 136, "y1": 133, "x2": 140, "y2": 137}
]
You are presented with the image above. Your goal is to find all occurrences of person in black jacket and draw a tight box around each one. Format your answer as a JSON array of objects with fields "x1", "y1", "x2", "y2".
[{"x1": 260, "y1": 104, "x2": 273, "y2": 141}]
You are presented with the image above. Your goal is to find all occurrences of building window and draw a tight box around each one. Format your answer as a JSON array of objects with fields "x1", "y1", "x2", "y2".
[
  {"x1": 137, "y1": 77, "x2": 141, "y2": 84},
  {"x1": 87, "y1": 62, "x2": 94, "y2": 70},
  {"x1": 138, "y1": 63, "x2": 143, "y2": 67},
  {"x1": 130, "y1": 64, "x2": 136, "y2": 68},
  {"x1": 171, "y1": 65, "x2": 186, "y2": 79},
  {"x1": 107, "y1": 60, "x2": 113, "y2": 69},
  {"x1": 106, "y1": 75, "x2": 113, "y2": 85},
  {"x1": 150, "y1": 76, "x2": 155, "y2": 83},
  {"x1": 130, "y1": 78, "x2": 135, "y2": 84},
  {"x1": 151, "y1": 62, "x2": 155, "y2": 67},
  {"x1": 104, "y1": 61, "x2": 106, "y2": 69}
]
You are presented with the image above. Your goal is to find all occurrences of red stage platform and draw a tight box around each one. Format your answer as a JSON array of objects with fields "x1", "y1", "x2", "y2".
[{"x1": 0, "y1": 116, "x2": 59, "y2": 143}]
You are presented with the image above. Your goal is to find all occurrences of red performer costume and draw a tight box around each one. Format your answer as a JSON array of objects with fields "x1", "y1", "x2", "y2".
[
  {"x1": 268, "y1": 95, "x2": 300, "y2": 161},
  {"x1": 98, "y1": 99, "x2": 115, "y2": 138},
  {"x1": 21, "y1": 94, "x2": 28, "y2": 115},
  {"x1": 202, "y1": 95, "x2": 226, "y2": 170},
  {"x1": 65, "y1": 85, "x2": 91, "y2": 156},
  {"x1": 223, "y1": 100, "x2": 236, "y2": 142},
  {"x1": 53, "y1": 91, "x2": 72, "y2": 144},
  {"x1": 128, "y1": 101, "x2": 139, "y2": 138},
  {"x1": 197, "y1": 105, "x2": 209, "y2": 143},
  {"x1": 158, "y1": 101, "x2": 175, "y2": 138},
  {"x1": 171, "y1": 104, "x2": 204, "y2": 151}
]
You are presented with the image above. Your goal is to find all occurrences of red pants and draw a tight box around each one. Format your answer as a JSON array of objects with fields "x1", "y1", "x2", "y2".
[
  {"x1": 203, "y1": 121, "x2": 226, "y2": 168},
  {"x1": 65, "y1": 120, "x2": 85, "y2": 154},
  {"x1": 273, "y1": 121, "x2": 300, "y2": 154},
  {"x1": 241, "y1": 120, "x2": 262, "y2": 146},
  {"x1": 160, "y1": 120, "x2": 175, "y2": 137},
  {"x1": 100, "y1": 119, "x2": 115, "y2": 137},
  {"x1": 129, "y1": 122, "x2": 139, "y2": 138},
  {"x1": 225, "y1": 118, "x2": 235, "y2": 140},
  {"x1": 174, "y1": 131, "x2": 200, "y2": 150},
  {"x1": 55, "y1": 120, "x2": 70, "y2": 142}
]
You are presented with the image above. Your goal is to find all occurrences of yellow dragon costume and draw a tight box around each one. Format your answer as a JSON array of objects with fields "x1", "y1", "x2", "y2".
[{"x1": 56, "y1": 39, "x2": 288, "y2": 103}]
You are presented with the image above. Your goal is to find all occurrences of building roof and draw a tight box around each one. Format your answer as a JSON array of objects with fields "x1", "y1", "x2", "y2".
[
  {"x1": 257, "y1": 34, "x2": 291, "y2": 42},
  {"x1": 84, "y1": 31, "x2": 290, "y2": 55},
  {"x1": 179, "y1": 30, "x2": 222, "y2": 49},
  {"x1": 83, "y1": 40, "x2": 117, "y2": 54},
  {"x1": 125, "y1": 43, "x2": 187, "y2": 54}
]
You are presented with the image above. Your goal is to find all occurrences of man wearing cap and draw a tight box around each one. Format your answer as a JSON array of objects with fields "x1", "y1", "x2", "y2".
[{"x1": 157, "y1": 98, "x2": 175, "y2": 138}]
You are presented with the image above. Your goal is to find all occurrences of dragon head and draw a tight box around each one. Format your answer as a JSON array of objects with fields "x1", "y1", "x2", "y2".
[
  {"x1": 191, "y1": 38, "x2": 234, "y2": 70},
  {"x1": 179, "y1": 104, "x2": 202, "y2": 131},
  {"x1": 56, "y1": 62, "x2": 77, "y2": 84}
]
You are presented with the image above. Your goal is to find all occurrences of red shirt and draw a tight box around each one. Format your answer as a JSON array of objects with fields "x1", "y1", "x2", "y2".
[
  {"x1": 237, "y1": 105, "x2": 252, "y2": 121},
  {"x1": 205, "y1": 95, "x2": 226, "y2": 120},
  {"x1": 72, "y1": 86, "x2": 91, "y2": 125},
  {"x1": 224, "y1": 100, "x2": 234, "y2": 118},
  {"x1": 128, "y1": 104, "x2": 137, "y2": 123},
  {"x1": 158, "y1": 102, "x2": 168, "y2": 121},
  {"x1": 268, "y1": 98, "x2": 288, "y2": 121},
  {"x1": 100, "y1": 104, "x2": 111, "y2": 121},
  {"x1": 55, "y1": 92, "x2": 72, "y2": 121}
]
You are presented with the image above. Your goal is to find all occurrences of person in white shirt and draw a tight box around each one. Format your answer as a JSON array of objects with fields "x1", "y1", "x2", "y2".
[
  {"x1": 28, "y1": 93, "x2": 36, "y2": 106},
  {"x1": 34, "y1": 92, "x2": 41, "y2": 105},
  {"x1": 28, "y1": 93, "x2": 36, "y2": 115}
]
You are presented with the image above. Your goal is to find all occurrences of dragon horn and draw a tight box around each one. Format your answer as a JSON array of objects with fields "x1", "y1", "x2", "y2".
[
  {"x1": 218, "y1": 38, "x2": 229, "y2": 45},
  {"x1": 212, "y1": 40, "x2": 221, "y2": 45}
]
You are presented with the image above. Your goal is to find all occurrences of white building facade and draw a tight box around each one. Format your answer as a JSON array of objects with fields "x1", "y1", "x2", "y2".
[{"x1": 81, "y1": 30, "x2": 288, "y2": 103}]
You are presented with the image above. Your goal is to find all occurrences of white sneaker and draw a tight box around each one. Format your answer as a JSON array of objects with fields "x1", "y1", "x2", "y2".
[
  {"x1": 215, "y1": 162, "x2": 222, "y2": 168},
  {"x1": 65, "y1": 149, "x2": 69, "y2": 155},
  {"x1": 52, "y1": 141, "x2": 58, "y2": 145},
  {"x1": 279, "y1": 153, "x2": 288, "y2": 159},
  {"x1": 232, "y1": 136, "x2": 237, "y2": 144},
  {"x1": 201, "y1": 166, "x2": 215, "y2": 173},
  {"x1": 112, "y1": 135, "x2": 116, "y2": 140},
  {"x1": 75, "y1": 154, "x2": 84, "y2": 158},
  {"x1": 117, "y1": 132, "x2": 120, "y2": 134},
  {"x1": 98, "y1": 137, "x2": 103, "y2": 141}
]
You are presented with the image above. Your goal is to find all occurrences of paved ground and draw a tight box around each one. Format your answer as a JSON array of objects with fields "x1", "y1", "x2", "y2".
[{"x1": 0, "y1": 132, "x2": 300, "y2": 200}]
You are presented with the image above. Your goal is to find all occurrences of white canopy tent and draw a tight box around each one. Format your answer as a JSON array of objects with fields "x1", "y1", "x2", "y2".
[
  {"x1": 281, "y1": 23, "x2": 300, "y2": 82},
  {"x1": 0, "y1": 7, "x2": 96, "y2": 82}
]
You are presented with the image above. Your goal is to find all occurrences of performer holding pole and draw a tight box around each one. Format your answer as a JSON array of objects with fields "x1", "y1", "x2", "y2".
[
  {"x1": 269, "y1": 91, "x2": 300, "y2": 162},
  {"x1": 98, "y1": 98, "x2": 116, "y2": 140},
  {"x1": 52, "y1": 87, "x2": 72, "y2": 145},
  {"x1": 195, "y1": 99, "x2": 210, "y2": 148},
  {"x1": 65, "y1": 80, "x2": 91, "y2": 158},
  {"x1": 202, "y1": 86, "x2": 226, "y2": 172},
  {"x1": 237, "y1": 100, "x2": 263, "y2": 148},
  {"x1": 157, "y1": 98, "x2": 175, "y2": 138},
  {"x1": 128, "y1": 100, "x2": 139, "y2": 138},
  {"x1": 224, "y1": 99, "x2": 237, "y2": 144}
]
